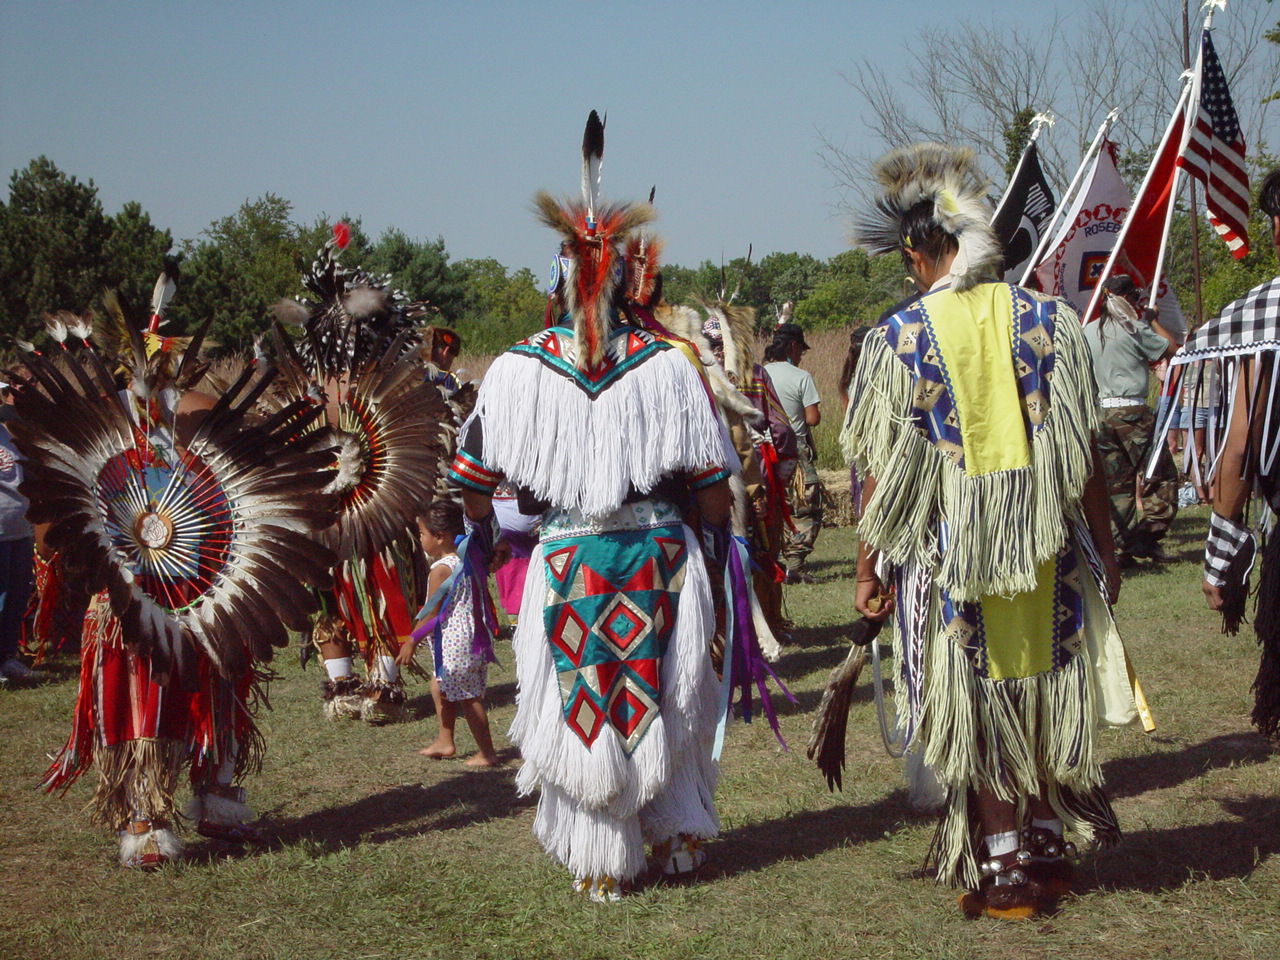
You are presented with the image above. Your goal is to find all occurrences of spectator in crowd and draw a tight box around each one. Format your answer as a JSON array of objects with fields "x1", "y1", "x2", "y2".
[{"x1": 764, "y1": 323, "x2": 823, "y2": 583}]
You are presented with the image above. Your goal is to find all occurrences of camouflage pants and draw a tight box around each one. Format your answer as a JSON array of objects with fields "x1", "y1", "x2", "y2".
[
  {"x1": 781, "y1": 449, "x2": 824, "y2": 572},
  {"x1": 1096, "y1": 406, "x2": 1178, "y2": 555}
]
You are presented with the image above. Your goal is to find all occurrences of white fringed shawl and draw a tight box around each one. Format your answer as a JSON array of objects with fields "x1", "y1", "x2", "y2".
[{"x1": 466, "y1": 332, "x2": 728, "y2": 519}]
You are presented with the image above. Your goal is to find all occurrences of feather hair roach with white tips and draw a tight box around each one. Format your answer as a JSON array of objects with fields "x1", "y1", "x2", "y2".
[{"x1": 853, "y1": 142, "x2": 1001, "y2": 293}]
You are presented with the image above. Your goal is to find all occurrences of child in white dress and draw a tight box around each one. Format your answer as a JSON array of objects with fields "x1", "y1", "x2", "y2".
[{"x1": 397, "y1": 500, "x2": 499, "y2": 767}]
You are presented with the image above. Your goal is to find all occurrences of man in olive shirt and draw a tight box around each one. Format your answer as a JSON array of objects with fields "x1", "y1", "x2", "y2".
[
  {"x1": 1083, "y1": 274, "x2": 1178, "y2": 564},
  {"x1": 764, "y1": 323, "x2": 823, "y2": 582}
]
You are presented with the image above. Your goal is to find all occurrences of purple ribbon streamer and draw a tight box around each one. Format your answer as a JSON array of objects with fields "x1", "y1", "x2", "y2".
[{"x1": 726, "y1": 536, "x2": 794, "y2": 749}]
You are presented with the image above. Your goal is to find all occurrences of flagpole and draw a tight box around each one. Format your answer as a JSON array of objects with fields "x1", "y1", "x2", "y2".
[
  {"x1": 1017, "y1": 110, "x2": 1118, "y2": 287},
  {"x1": 1082, "y1": 82, "x2": 1195, "y2": 322},
  {"x1": 990, "y1": 112, "x2": 1054, "y2": 226},
  {"x1": 1183, "y1": 1, "x2": 1222, "y2": 328},
  {"x1": 1147, "y1": 166, "x2": 1187, "y2": 312}
]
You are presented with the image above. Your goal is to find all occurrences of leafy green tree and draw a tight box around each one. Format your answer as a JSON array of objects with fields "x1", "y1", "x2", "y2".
[
  {"x1": 365, "y1": 229, "x2": 468, "y2": 320},
  {"x1": 454, "y1": 258, "x2": 545, "y2": 353},
  {"x1": 0, "y1": 158, "x2": 113, "y2": 342},
  {"x1": 173, "y1": 194, "x2": 298, "y2": 349},
  {"x1": 102, "y1": 201, "x2": 176, "y2": 317},
  {"x1": 792, "y1": 249, "x2": 905, "y2": 329},
  {"x1": 0, "y1": 158, "x2": 173, "y2": 346}
]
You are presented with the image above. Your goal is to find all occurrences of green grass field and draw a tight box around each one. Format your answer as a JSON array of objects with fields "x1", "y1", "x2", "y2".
[{"x1": 2, "y1": 509, "x2": 1278, "y2": 960}]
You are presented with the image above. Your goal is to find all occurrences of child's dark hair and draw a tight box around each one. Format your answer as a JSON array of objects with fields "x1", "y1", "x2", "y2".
[{"x1": 417, "y1": 499, "x2": 465, "y2": 539}]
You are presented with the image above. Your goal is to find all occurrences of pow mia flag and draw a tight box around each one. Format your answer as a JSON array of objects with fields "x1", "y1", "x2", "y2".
[{"x1": 991, "y1": 141, "x2": 1057, "y2": 282}]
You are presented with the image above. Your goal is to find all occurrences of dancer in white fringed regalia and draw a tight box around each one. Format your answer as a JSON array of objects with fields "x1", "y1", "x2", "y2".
[{"x1": 446, "y1": 112, "x2": 735, "y2": 902}]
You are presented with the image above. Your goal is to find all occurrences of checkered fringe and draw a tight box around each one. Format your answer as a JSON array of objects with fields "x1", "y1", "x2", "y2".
[{"x1": 1175, "y1": 277, "x2": 1280, "y2": 363}]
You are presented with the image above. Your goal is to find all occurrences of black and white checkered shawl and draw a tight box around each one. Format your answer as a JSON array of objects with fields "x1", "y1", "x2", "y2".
[
  {"x1": 1172, "y1": 276, "x2": 1280, "y2": 365},
  {"x1": 1205, "y1": 511, "x2": 1254, "y2": 588}
]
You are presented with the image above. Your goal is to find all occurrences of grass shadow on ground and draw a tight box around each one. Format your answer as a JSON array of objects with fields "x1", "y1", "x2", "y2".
[
  {"x1": 699, "y1": 788, "x2": 931, "y2": 882},
  {"x1": 1103, "y1": 732, "x2": 1275, "y2": 800},
  {"x1": 1083, "y1": 795, "x2": 1280, "y2": 893},
  {"x1": 242, "y1": 762, "x2": 534, "y2": 857}
]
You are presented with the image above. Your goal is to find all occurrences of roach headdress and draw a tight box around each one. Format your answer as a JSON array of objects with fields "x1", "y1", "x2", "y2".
[
  {"x1": 853, "y1": 143, "x2": 1001, "y2": 293},
  {"x1": 534, "y1": 111, "x2": 655, "y2": 371},
  {"x1": 276, "y1": 223, "x2": 431, "y2": 381},
  {"x1": 623, "y1": 186, "x2": 663, "y2": 309},
  {"x1": 699, "y1": 246, "x2": 757, "y2": 387}
]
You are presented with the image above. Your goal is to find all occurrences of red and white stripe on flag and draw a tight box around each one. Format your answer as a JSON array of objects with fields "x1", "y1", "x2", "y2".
[{"x1": 1176, "y1": 28, "x2": 1250, "y2": 259}]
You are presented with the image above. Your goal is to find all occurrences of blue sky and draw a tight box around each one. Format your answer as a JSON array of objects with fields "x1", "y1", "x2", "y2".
[{"x1": 1, "y1": 1, "x2": 1272, "y2": 274}]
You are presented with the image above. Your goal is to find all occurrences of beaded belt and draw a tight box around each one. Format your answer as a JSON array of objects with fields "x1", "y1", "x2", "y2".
[{"x1": 1099, "y1": 397, "x2": 1146, "y2": 409}]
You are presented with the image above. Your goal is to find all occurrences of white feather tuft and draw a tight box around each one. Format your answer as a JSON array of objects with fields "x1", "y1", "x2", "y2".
[
  {"x1": 150, "y1": 273, "x2": 177, "y2": 318},
  {"x1": 42, "y1": 313, "x2": 67, "y2": 343},
  {"x1": 342, "y1": 284, "x2": 387, "y2": 319},
  {"x1": 271, "y1": 298, "x2": 310, "y2": 327}
]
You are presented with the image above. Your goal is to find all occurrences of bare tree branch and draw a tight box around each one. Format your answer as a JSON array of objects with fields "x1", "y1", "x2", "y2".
[{"x1": 822, "y1": 0, "x2": 1280, "y2": 215}]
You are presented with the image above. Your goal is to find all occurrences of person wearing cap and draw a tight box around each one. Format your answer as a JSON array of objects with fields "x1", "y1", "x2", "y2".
[
  {"x1": 1082, "y1": 274, "x2": 1179, "y2": 565},
  {"x1": 764, "y1": 322, "x2": 823, "y2": 583}
]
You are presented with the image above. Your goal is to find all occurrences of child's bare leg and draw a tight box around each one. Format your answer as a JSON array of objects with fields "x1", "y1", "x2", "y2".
[
  {"x1": 419, "y1": 679, "x2": 457, "y2": 758},
  {"x1": 458, "y1": 699, "x2": 500, "y2": 766}
]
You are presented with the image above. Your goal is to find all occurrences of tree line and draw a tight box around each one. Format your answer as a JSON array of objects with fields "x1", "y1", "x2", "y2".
[
  {"x1": 2, "y1": 154, "x2": 1279, "y2": 363},
  {"x1": 0, "y1": 157, "x2": 920, "y2": 359}
]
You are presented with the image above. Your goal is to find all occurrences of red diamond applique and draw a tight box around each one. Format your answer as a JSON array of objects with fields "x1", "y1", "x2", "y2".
[
  {"x1": 605, "y1": 676, "x2": 661, "y2": 750},
  {"x1": 550, "y1": 605, "x2": 590, "y2": 666},
  {"x1": 600, "y1": 597, "x2": 647, "y2": 653},
  {"x1": 566, "y1": 686, "x2": 605, "y2": 745},
  {"x1": 609, "y1": 686, "x2": 647, "y2": 738}
]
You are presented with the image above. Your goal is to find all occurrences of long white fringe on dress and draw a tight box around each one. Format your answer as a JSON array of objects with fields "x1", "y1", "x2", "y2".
[{"x1": 508, "y1": 525, "x2": 719, "y2": 882}]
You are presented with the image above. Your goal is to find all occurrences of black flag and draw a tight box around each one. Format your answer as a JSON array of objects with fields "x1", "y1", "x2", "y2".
[{"x1": 991, "y1": 141, "x2": 1056, "y2": 282}]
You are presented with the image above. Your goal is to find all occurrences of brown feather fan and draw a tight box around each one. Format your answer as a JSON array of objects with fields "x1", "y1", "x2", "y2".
[{"x1": 806, "y1": 616, "x2": 883, "y2": 792}]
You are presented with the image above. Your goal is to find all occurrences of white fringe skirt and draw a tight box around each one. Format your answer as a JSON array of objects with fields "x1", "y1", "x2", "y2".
[{"x1": 508, "y1": 523, "x2": 720, "y2": 882}]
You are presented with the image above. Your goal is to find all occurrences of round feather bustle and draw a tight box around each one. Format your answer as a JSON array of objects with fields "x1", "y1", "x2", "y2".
[
  {"x1": 853, "y1": 142, "x2": 1000, "y2": 293},
  {"x1": 8, "y1": 340, "x2": 339, "y2": 684},
  {"x1": 268, "y1": 321, "x2": 453, "y2": 563}
]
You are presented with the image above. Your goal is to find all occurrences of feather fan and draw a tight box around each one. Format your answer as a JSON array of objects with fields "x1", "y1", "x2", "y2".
[{"x1": 806, "y1": 617, "x2": 883, "y2": 791}]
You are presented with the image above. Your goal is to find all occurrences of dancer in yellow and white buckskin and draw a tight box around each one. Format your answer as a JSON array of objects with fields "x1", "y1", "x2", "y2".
[{"x1": 843, "y1": 143, "x2": 1143, "y2": 919}]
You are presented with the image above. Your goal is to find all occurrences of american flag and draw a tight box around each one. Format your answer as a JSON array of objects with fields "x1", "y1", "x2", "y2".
[{"x1": 1177, "y1": 28, "x2": 1250, "y2": 259}]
